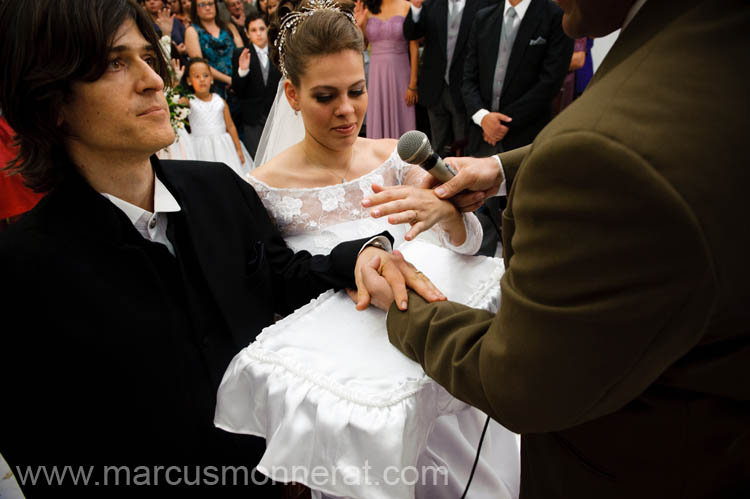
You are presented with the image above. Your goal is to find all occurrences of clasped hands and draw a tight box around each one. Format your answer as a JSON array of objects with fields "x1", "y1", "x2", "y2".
[
  {"x1": 481, "y1": 112, "x2": 512, "y2": 146},
  {"x1": 353, "y1": 155, "x2": 502, "y2": 312}
]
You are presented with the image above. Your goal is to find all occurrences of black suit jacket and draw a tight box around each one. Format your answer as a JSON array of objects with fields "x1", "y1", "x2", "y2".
[
  {"x1": 0, "y1": 158, "x2": 389, "y2": 497},
  {"x1": 462, "y1": 0, "x2": 573, "y2": 152},
  {"x1": 402, "y1": 0, "x2": 493, "y2": 112},
  {"x1": 231, "y1": 46, "x2": 282, "y2": 126}
]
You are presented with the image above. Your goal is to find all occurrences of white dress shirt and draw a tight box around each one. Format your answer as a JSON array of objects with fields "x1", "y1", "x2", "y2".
[
  {"x1": 101, "y1": 174, "x2": 181, "y2": 256},
  {"x1": 471, "y1": 0, "x2": 530, "y2": 127}
]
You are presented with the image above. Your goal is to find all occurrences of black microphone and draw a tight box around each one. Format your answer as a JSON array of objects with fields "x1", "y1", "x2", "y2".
[{"x1": 397, "y1": 130, "x2": 457, "y2": 184}]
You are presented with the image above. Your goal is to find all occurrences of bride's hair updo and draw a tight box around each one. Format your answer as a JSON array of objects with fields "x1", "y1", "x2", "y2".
[{"x1": 269, "y1": 0, "x2": 365, "y2": 86}]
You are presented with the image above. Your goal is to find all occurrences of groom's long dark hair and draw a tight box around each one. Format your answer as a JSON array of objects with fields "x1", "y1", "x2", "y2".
[{"x1": 0, "y1": 0, "x2": 172, "y2": 192}]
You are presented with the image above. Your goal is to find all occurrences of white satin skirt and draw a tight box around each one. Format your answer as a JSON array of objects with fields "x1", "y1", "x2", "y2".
[{"x1": 215, "y1": 240, "x2": 519, "y2": 499}]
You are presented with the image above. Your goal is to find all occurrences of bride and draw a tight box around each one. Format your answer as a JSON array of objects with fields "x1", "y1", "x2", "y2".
[{"x1": 214, "y1": 1, "x2": 520, "y2": 498}]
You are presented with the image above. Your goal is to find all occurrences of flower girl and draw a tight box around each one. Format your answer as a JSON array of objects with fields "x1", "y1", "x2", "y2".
[{"x1": 184, "y1": 58, "x2": 254, "y2": 175}]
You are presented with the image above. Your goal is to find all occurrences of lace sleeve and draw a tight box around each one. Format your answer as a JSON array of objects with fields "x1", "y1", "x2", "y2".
[
  {"x1": 436, "y1": 212, "x2": 483, "y2": 255},
  {"x1": 245, "y1": 175, "x2": 284, "y2": 229},
  {"x1": 396, "y1": 157, "x2": 483, "y2": 256}
]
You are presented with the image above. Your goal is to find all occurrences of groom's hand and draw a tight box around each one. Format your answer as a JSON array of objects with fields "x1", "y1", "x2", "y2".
[{"x1": 351, "y1": 248, "x2": 446, "y2": 311}]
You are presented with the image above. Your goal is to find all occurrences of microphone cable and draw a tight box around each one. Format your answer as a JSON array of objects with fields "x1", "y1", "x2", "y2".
[{"x1": 459, "y1": 414, "x2": 491, "y2": 499}]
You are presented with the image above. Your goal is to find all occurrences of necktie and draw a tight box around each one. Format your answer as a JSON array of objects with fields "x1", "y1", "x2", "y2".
[
  {"x1": 491, "y1": 5, "x2": 518, "y2": 110},
  {"x1": 256, "y1": 46, "x2": 269, "y2": 85},
  {"x1": 445, "y1": 0, "x2": 463, "y2": 83}
]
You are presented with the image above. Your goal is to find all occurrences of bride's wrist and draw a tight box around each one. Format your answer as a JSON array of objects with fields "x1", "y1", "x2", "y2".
[{"x1": 438, "y1": 209, "x2": 467, "y2": 246}]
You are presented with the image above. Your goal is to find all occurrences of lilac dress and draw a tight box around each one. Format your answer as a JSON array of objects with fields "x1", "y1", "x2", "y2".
[{"x1": 365, "y1": 15, "x2": 416, "y2": 139}]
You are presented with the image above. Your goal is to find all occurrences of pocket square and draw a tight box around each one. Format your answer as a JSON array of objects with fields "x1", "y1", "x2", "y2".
[{"x1": 529, "y1": 36, "x2": 547, "y2": 46}]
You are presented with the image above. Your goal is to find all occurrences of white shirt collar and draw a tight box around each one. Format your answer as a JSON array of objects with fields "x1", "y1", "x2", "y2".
[
  {"x1": 101, "y1": 174, "x2": 181, "y2": 226},
  {"x1": 254, "y1": 43, "x2": 269, "y2": 55},
  {"x1": 504, "y1": 0, "x2": 529, "y2": 22},
  {"x1": 622, "y1": 0, "x2": 648, "y2": 30}
]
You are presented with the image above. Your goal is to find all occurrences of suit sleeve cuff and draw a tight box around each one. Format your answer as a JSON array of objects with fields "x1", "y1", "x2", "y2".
[
  {"x1": 238, "y1": 67, "x2": 249, "y2": 78},
  {"x1": 492, "y1": 155, "x2": 507, "y2": 197},
  {"x1": 472, "y1": 109, "x2": 490, "y2": 127},
  {"x1": 358, "y1": 235, "x2": 393, "y2": 256}
]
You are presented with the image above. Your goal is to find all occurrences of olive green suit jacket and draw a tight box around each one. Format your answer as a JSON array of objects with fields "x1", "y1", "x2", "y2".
[{"x1": 387, "y1": 0, "x2": 750, "y2": 496}]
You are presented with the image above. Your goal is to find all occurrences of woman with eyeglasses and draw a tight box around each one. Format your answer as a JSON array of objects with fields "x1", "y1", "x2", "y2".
[{"x1": 185, "y1": 0, "x2": 245, "y2": 98}]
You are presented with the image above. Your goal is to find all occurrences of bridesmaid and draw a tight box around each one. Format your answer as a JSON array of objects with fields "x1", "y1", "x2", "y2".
[{"x1": 354, "y1": 0, "x2": 418, "y2": 139}]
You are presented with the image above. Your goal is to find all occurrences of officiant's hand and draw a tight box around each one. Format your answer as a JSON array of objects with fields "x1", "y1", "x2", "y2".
[
  {"x1": 351, "y1": 248, "x2": 445, "y2": 311},
  {"x1": 435, "y1": 156, "x2": 505, "y2": 212}
]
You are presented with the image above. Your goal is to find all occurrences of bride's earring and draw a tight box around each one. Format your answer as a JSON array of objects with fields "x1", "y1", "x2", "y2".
[{"x1": 294, "y1": 109, "x2": 299, "y2": 117}]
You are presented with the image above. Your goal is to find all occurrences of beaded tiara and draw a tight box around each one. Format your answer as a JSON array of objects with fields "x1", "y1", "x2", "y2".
[{"x1": 274, "y1": 0, "x2": 357, "y2": 79}]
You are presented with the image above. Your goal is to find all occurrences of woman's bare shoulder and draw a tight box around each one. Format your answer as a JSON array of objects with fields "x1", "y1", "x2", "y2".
[
  {"x1": 369, "y1": 137, "x2": 398, "y2": 163},
  {"x1": 250, "y1": 148, "x2": 301, "y2": 187}
]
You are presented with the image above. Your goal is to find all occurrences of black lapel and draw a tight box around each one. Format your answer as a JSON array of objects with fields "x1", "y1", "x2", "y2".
[
  {"x1": 451, "y1": 0, "x2": 478, "y2": 68},
  {"x1": 250, "y1": 45, "x2": 264, "y2": 87},
  {"x1": 154, "y1": 157, "x2": 254, "y2": 346},
  {"x1": 484, "y1": 4, "x2": 505, "y2": 91},
  {"x1": 503, "y1": 0, "x2": 544, "y2": 92},
  {"x1": 435, "y1": 0, "x2": 449, "y2": 59}
]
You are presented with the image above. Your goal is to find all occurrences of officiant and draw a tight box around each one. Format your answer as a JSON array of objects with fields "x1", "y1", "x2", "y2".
[{"x1": 376, "y1": 0, "x2": 750, "y2": 496}]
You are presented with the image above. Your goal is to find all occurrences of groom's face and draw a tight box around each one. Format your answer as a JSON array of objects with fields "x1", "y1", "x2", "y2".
[{"x1": 60, "y1": 19, "x2": 175, "y2": 163}]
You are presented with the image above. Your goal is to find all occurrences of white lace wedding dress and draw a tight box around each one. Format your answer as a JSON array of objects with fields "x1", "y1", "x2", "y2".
[{"x1": 214, "y1": 149, "x2": 520, "y2": 499}]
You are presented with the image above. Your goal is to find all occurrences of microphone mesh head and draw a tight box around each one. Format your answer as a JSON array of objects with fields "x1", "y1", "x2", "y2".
[{"x1": 397, "y1": 130, "x2": 432, "y2": 164}]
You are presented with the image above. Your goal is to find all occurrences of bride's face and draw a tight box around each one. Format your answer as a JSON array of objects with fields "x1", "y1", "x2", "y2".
[{"x1": 285, "y1": 50, "x2": 367, "y2": 151}]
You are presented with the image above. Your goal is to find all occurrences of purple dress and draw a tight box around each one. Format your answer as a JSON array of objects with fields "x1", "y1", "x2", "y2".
[{"x1": 365, "y1": 15, "x2": 416, "y2": 139}]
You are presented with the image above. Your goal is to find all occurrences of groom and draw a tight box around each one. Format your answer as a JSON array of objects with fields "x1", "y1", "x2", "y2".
[{"x1": 0, "y1": 1, "x2": 441, "y2": 497}]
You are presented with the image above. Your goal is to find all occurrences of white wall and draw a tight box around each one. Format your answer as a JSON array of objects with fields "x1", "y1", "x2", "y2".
[{"x1": 590, "y1": 31, "x2": 620, "y2": 72}]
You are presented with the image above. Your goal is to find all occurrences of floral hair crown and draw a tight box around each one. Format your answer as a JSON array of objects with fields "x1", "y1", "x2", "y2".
[{"x1": 275, "y1": 0, "x2": 357, "y2": 79}]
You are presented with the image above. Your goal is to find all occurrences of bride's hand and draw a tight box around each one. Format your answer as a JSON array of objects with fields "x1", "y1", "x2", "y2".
[
  {"x1": 351, "y1": 248, "x2": 445, "y2": 311},
  {"x1": 363, "y1": 184, "x2": 465, "y2": 242}
]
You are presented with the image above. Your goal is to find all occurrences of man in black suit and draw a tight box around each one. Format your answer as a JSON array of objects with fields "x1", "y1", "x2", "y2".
[
  {"x1": 402, "y1": 0, "x2": 492, "y2": 157},
  {"x1": 463, "y1": 0, "x2": 572, "y2": 255},
  {"x1": 0, "y1": 1, "x2": 439, "y2": 497},
  {"x1": 462, "y1": 0, "x2": 572, "y2": 156},
  {"x1": 232, "y1": 12, "x2": 281, "y2": 158}
]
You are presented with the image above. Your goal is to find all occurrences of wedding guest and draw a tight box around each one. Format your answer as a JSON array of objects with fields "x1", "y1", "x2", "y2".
[
  {"x1": 145, "y1": 0, "x2": 187, "y2": 46},
  {"x1": 462, "y1": 0, "x2": 573, "y2": 256},
  {"x1": 184, "y1": 58, "x2": 253, "y2": 174},
  {"x1": 0, "y1": 1, "x2": 438, "y2": 497},
  {"x1": 403, "y1": 0, "x2": 493, "y2": 156},
  {"x1": 185, "y1": 0, "x2": 245, "y2": 98},
  {"x1": 255, "y1": 0, "x2": 270, "y2": 23},
  {"x1": 219, "y1": 0, "x2": 258, "y2": 46},
  {"x1": 168, "y1": 0, "x2": 192, "y2": 26},
  {"x1": 354, "y1": 0, "x2": 418, "y2": 139},
  {"x1": 231, "y1": 12, "x2": 281, "y2": 156},
  {"x1": 462, "y1": 0, "x2": 573, "y2": 157},
  {"x1": 180, "y1": 0, "x2": 193, "y2": 23}
]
